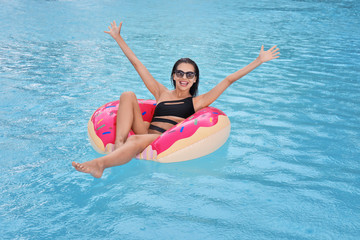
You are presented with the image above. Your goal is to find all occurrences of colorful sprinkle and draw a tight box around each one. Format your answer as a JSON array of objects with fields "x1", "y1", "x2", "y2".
[
  {"x1": 97, "y1": 119, "x2": 103, "y2": 124},
  {"x1": 210, "y1": 117, "x2": 213, "y2": 122},
  {"x1": 102, "y1": 131, "x2": 111, "y2": 135},
  {"x1": 142, "y1": 111, "x2": 146, "y2": 116},
  {"x1": 105, "y1": 105, "x2": 116, "y2": 108},
  {"x1": 180, "y1": 126, "x2": 184, "y2": 132},
  {"x1": 212, "y1": 112, "x2": 219, "y2": 114},
  {"x1": 194, "y1": 119, "x2": 198, "y2": 125},
  {"x1": 189, "y1": 116, "x2": 194, "y2": 120},
  {"x1": 96, "y1": 124, "x2": 105, "y2": 130}
]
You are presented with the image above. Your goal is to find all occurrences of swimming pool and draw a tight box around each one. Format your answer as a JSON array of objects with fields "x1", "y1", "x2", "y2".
[{"x1": 1, "y1": 0, "x2": 359, "y2": 239}]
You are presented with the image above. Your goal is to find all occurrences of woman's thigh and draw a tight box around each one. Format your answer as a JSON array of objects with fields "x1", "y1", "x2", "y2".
[
  {"x1": 130, "y1": 101, "x2": 149, "y2": 134},
  {"x1": 120, "y1": 91, "x2": 149, "y2": 134}
]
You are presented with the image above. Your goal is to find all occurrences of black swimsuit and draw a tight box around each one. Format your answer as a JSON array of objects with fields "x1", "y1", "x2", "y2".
[{"x1": 149, "y1": 97, "x2": 195, "y2": 133}]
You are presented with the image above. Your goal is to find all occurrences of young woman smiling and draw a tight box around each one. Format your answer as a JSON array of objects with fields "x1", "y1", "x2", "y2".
[{"x1": 72, "y1": 20, "x2": 280, "y2": 178}]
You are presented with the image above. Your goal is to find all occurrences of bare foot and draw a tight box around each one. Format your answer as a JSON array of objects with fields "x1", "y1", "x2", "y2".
[{"x1": 72, "y1": 160, "x2": 104, "y2": 178}]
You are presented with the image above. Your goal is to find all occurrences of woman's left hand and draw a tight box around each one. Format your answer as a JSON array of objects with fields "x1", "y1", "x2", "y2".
[
  {"x1": 104, "y1": 20, "x2": 123, "y2": 39},
  {"x1": 257, "y1": 45, "x2": 280, "y2": 63}
]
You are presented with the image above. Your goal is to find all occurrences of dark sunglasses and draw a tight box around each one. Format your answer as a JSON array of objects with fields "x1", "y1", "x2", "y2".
[{"x1": 174, "y1": 70, "x2": 196, "y2": 79}]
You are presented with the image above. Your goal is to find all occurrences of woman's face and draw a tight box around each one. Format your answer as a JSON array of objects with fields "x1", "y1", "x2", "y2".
[{"x1": 173, "y1": 63, "x2": 197, "y2": 91}]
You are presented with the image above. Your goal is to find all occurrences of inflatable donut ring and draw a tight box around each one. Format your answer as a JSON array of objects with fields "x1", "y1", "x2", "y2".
[{"x1": 88, "y1": 99, "x2": 231, "y2": 163}]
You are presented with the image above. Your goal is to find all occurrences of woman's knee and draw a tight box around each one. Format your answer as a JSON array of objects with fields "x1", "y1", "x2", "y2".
[{"x1": 120, "y1": 91, "x2": 137, "y2": 101}]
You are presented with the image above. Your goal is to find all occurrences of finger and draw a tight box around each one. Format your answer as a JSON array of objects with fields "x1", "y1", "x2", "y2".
[
  {"x1": 261, "y1": 45, "x2": 264, "y2": 51},
  {"x1": 104, "y1": 31, "x2": 109, "y2": 34},
  {"x1": 269, "y1": 45, "x2": 277, "y2": 51},
  {"x1": 119, "y1": 21, "x2": 123, "y2": 28},
  {"x1": 273, "y1": 51, "x2": 280, "y2": 56},
  {"x1": 271, "y1": 48, "x2": 280, "y2": 53}
]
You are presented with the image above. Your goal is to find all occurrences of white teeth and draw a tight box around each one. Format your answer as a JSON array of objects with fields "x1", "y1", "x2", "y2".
[{"x1": 180, "y1": 81, "x2": 188, "y2": 86}]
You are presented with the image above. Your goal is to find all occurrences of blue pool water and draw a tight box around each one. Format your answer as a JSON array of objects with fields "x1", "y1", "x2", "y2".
[{"x1": 1, "y1": 0, "x2": 360, "y2": 239}]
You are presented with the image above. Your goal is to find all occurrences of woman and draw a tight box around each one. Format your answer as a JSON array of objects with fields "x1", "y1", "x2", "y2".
[{"x1": 72, "y1": 21, "x2": 280, "y2": 178}]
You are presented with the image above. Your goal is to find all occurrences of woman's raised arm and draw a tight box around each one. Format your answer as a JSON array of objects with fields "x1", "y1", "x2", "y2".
[
  {"x1": 194, "y1": 45, "x2": 280, "y2": 110},
  {"x1": 104, "y1": 21, "x2": 167, "y2": 100}
]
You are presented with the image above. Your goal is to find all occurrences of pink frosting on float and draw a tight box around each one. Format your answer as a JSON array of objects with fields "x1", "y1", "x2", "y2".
[{"x1": 150, "y1": 107, "x2": 225, "y2": 155}]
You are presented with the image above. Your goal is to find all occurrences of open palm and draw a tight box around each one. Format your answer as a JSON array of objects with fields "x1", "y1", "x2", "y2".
[
  {"x1": 104, "y1": 20, "x2": 123, "y2": 39},
  {"x1": 258, "y1": 45, "x2": 280, "y2": 63}
]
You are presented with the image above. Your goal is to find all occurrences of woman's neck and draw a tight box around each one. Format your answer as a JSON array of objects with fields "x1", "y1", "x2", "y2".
[{"x1": 172, "y1": 89, "x2": 191, "y2": 99}]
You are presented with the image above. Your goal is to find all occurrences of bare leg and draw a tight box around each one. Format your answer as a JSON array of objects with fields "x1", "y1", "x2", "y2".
[
  {"x1": 72, "y1": 134, "x2": 159, "y2": 178},
  {"x1": 112, "y1": 91, "x2": 149, "y2": 150}
]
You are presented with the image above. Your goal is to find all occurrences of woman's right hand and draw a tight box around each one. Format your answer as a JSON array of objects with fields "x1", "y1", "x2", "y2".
[
  {"x1": 104, "y1": 20, "x2": 122, "y2": 39},
  {"x1": 257, "y1": 45, "x2": 280, "y2": 63}
]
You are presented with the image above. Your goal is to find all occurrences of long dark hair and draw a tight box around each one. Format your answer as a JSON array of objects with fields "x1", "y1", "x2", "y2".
[{"x1": 171, "y1": 58, "x2": 200, "y2": 97}]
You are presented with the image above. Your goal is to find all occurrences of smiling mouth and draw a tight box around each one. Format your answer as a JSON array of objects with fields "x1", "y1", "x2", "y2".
[{"x1": 179, "y1": 81, "x2": 189, "y2": 87}]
